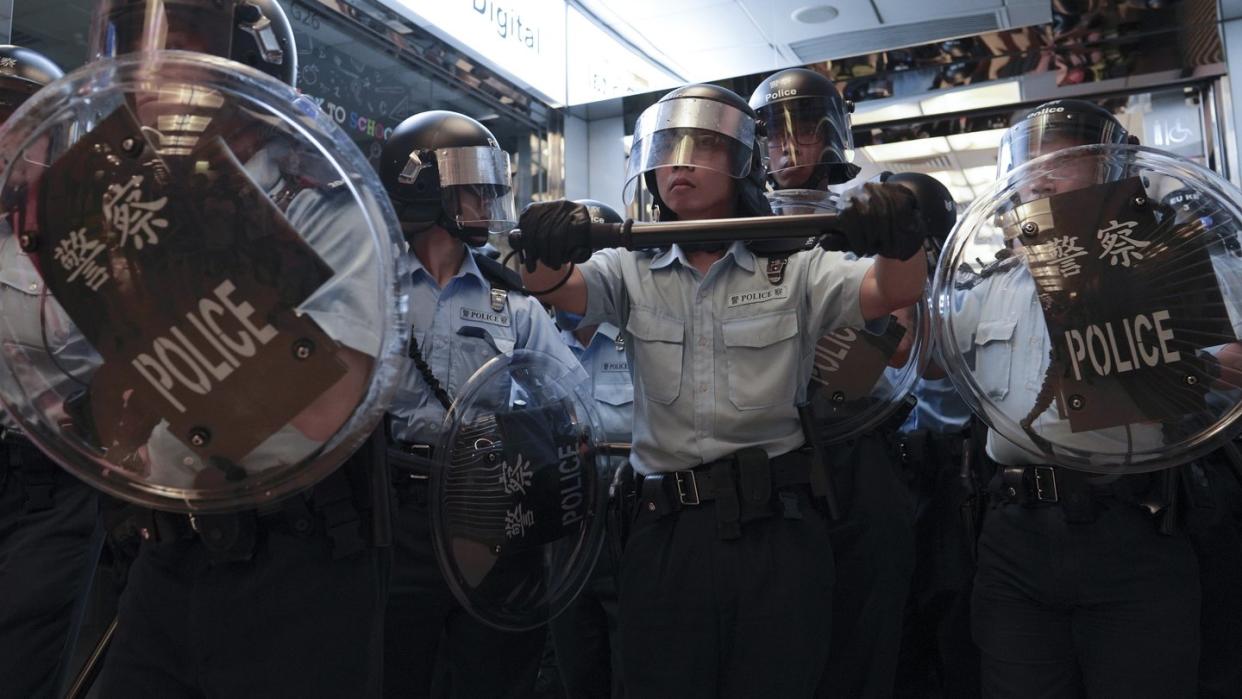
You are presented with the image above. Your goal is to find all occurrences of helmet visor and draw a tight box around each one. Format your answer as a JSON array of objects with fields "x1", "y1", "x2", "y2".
[
  {"x1": 997, "y1": 108, "x2": 1129, "y2": 175},
  {"x1": 435, "y1": 145, "x2": 515, "y2": 233},
  {"x1": 757, "y1": 96, "x2": 854, "y2": 184},
  {"x1": 90, "y1": 0, "x2": 237, "y2": 59},
  {"x1": 623, "y1": 97, "x2": 756, "y2": 202}
]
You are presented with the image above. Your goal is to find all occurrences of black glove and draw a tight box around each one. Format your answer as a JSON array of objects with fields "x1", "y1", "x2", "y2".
[
  {"x1": 515, "y1": 200, "x2": 593, "y2": 272},
  {"x1": 820, "y1": 182, "x2": 926, "y2": 260}
]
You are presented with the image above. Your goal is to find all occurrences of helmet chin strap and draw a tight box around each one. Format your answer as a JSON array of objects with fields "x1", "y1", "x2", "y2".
[{"x1": 438, "y1": 211, "x2": 489, "y2": 247}]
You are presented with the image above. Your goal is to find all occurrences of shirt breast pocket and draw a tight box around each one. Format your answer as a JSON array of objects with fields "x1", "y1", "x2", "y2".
[
  {"x1": 973, "y1": 319, "x2": 1017, "y2": 400},
  {"x1": 594, "y1": 380, "x2": 633, "y2": 407},
  {"x1": 0, "y1": 258, "x2": 52, "y2": 349},
  {"x1": 450, "y1": 326, "x2": 515, "y2": 390},
  {"x1": 625, "y1": 307, "x2": 684, "y2": 405},
  {"x1": 721, "y1": 309, "x2": 800, "y2": 411}
]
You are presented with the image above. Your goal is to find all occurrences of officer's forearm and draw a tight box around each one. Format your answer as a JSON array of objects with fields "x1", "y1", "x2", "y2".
[
  {"x1": 859, "y1": 254, "x2": 926, "y2": 320},
  {"x1": 519, "y1": 262, "x2": 588, "y2": 315}
]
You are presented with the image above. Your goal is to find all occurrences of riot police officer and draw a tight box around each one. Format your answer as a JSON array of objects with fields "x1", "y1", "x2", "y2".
[
  {"x1": 0, "y1": 44, "x2": 105, "y2": 699},
  {"x1": 751, "y1": 68, "x2": 919, "y2": 699},
  {"x1": 87, "y1": 2, "x2": 397, "y2": 696},
  {"x1": 547, "y1": 199, "x2": 633, "y2": 699},
  {"x1": 515, "y1": 82, "x2": 928, "y2": 697},
  {"x1": 377, "y1": 109, "x2": 582, "y2": 699},
  {"x1": 956, "y1": 100, "x2": 1201, "y2": 698}
]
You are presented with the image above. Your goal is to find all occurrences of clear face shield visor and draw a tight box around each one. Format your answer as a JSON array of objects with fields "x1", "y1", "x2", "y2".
[
  {"x1": 997, "y1": 110, "x2": 1130, "y2": 175},
  {"x1": 89, "y1": 0, "x2": 286, "y2": 68},
  {"x1": 623, "y1": 97, "x2": 756, "y2": 203},
  {"x1": 400, "y1": 145, "x2": 517, "y2": 233},
  {"x1": 756, "y1": 96, "x2": 854, "y2": 181}
]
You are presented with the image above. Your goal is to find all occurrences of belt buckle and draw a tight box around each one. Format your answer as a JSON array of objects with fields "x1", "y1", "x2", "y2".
[
  {"x1": 1033, "y1": 466, "x2": 1059, "y2": 503},
  {"x1": 675, "y1": 471, "x2": 700, "y2": 506}
]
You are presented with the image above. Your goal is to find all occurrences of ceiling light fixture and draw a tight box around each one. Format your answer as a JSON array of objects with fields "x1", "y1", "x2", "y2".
[{"x1": 792, "y1": 5, "x2": 839, "y2": 23}]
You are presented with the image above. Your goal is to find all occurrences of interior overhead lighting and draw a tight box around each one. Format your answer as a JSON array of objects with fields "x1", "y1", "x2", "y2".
[
  {"x1": 792, "y1": 5, "x2": 839, "y2": 23},
  {"x1": 948, "y1": 184, "x2": 977, "y2": 203},
  {"x1": 946, "y1": 128, "x2": 1009, "y2": 152},
  {"x1": 920, "y1": 80, "x2": 1021, "y2": 117},
  {"x1": 927, "y1": 170, "x2": 966, "y2": 188},
  {"x1": 853, "y1": 102, "x2": 923, "y2": 126},
  {"x1": 861, "y1": 137, "x2": 951, "y2": 162},
  {"x1": 963, "y1": 165, "x2": 996, "y2": 186},
  {"x1": 854, "y1": 81, "x2": 1021, "y2": 127}
]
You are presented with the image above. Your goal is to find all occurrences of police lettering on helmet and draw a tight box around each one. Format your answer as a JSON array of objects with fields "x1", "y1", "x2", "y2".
[{"x1": 749, "y1": 68, "x2": 860, "y2": 190}]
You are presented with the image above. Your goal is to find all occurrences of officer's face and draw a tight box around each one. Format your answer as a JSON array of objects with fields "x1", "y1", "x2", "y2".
[
  {"x1": 655, "y1": 164, "x2": 737, "y2": 219},
  {"x1": 767, "y1": 118, "x2": 824, "y2": 189},
  {"x1": 1018, "y1": 134, "x2": 1101, "y2": 200}
]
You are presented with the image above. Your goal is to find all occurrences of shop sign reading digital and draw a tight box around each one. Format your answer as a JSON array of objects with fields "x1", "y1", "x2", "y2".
[{"x1": 385, "y1": 0, "x2": 567, "y2": 105}]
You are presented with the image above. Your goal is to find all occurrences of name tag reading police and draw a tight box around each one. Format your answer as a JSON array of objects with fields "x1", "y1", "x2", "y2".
[
  {"x1": 36, "y1": 103, "x2": 347, "y2": 467},
  {"x1": 728, "y1": 286, "x2": 787, "y2": 308},
  {"x1": 1011, "y1": 176, "x2": 1234, "y2": 432}
]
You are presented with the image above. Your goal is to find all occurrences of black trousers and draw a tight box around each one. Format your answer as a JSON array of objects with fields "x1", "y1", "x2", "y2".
[
  {"x1": 818, "y1": 432, "x2": 916, "y2": 699},
  {"x1": 0, "y1": 457, "x2": 103, "y2": 699},
  {"x1": 548, "y1": 528, "x2": 622, "y2": 699},
  {"x1": 97, "y1": 517, "x2": 389, "y2": 698},
  {"x1": 972, "y1": 498, "x2": 1200, "y2": 699},
  {"x1": 619, "y1": 485, "x2": 833, "y2": 699},
  {"x1": 1184, "y1": 458, "x2": 1242, "y2": 699},
  {"x1": 894, "y1": 430, "x2": 981, "y2": 699},
  {"x1": 384, "y1": 478, "x2": 544, "y2": 699}
]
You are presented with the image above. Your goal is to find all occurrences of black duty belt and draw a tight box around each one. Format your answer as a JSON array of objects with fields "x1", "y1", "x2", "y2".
[
  {"x1": 991, "y1": 465, "x2": 1160, "y2": 524},
  {"x1": 637, "y1": 447, "x2": 813, "y2": 540}
]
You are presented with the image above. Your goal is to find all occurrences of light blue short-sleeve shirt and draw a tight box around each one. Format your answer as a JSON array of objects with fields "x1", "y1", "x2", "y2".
[{"x1": 576, "y1": 241, "x2": 871, "y2": 474}]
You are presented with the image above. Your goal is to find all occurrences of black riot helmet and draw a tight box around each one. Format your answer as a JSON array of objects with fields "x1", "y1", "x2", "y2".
[
  {"x1": 0, "y1": 45, "x2": 63, "y2": 124},
  {"x1": 997, "y1": 99, "x2": 1136, "y2": 175},
  {"x1": 574, "y1": 199, "x2": 623, "y2": 225},
  {"x1": 89, "y1": 0, "x2": 298, "y2": 87},
  {"x1": 380, "y1": 110, "x2": 516, "y2": 246},
  {"x1": 749, "y1": 68, "x2": 860, "y2": 189},
  {"x1": 625, "y1": 83, "x2": 770, "y2": 222}
]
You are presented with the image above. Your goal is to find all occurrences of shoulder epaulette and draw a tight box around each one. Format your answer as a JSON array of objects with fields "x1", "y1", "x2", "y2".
[{"x1": 473, "y1": 251, "x2": 527, "y2": 295}]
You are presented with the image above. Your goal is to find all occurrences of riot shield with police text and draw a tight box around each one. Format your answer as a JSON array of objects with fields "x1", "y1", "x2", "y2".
[
  {"x1": 934, "y1": 144, "x2": 1242, "y2": 473},
  {"x1": 432, "y1": 349, "x2": 608, "y2": 631},
  {"x1": 0, "y1": 52, "x2": 407, "y2": 512}
]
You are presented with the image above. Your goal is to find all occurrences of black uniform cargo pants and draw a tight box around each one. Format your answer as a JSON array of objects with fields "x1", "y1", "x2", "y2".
[
  {"x1": 819, "y1": 432, "x2": 916, "y2": 699},
  {"x1": 972, "y1": 499, "x2": 1199, "y2": 699},
  {"x1": 0, "y1": 453, "x2": 103, "y2": 699},
  {"x1": 383, "y1": 476, "x2": 544, "y2": 699},
  {"x1": 618, "y1": 484, "x2": 833, "y2": 699},
  {"x1": 97, "y1": 510, "x2": 390, "y2": 698}
]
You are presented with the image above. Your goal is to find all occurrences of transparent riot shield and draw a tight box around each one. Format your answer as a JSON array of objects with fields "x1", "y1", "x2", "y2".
[
  {"x1": 767, "y1": 189, "x2": 931, "y2": 442},
  {"x1": 0, "y1": 52, "x2": 408, "y2": 512},
  {"x1": 432, "y1": 349, "x2": 609, "y2": 631},
  {"x1": 934, "y1": 144, "x2": 1242, "y2": 473}
]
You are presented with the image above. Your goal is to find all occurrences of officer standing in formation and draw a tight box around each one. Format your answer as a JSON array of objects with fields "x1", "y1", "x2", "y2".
[
  {"x1": 547, "y1": 199, "x2": 635, "y2": 699},
  {"x1": 750, "y1": 68, "x2": 919, "y2": 699},
  {"x1": 375, "y1": 109, "x2": 581, "y2": 699},
  {"x1": 90, "y1": 2, "x2": 396, "y2": 696},
  {"x1": 517, "y1": 82, "x2": 928, "y2": 697},
  {"x1": 959, "y1": 99, "x2": 1202, "y2": 698},
  {"x1": 0, "y1": 45, "x2": 106, "y2": 699}
]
